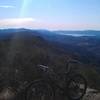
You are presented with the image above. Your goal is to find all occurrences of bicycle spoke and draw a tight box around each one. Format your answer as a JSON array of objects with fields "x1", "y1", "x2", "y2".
[
  {"x1": 26, "y1": 80, "x2": 54, "y2": 100},
  {"x1": 67, "y1": 74, "x2": 87, "y2": 100}
]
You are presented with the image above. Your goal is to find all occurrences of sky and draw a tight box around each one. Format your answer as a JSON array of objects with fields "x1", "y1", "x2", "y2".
[{"x1": 0, "y1": 0, "x2": 100, "y2": 30}]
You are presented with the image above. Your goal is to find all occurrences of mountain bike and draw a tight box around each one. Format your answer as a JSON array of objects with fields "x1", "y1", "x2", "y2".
[{"x1": 26, "y1": 60, "x2": 87, "y2": 100}]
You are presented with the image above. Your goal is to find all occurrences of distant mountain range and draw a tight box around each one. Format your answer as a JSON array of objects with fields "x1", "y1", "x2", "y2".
[
  {"x1": 0, "y1": 28, "x2": 100, "y2": 66},
  {"x1": 0, "y1": 28, "x2": 100, "y2": 37},
  {"x1": 0, "y1": 28, "x2": 100, "y2": 42}
]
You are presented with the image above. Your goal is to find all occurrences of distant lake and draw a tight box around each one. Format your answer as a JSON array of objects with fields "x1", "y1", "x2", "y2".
[{"x1": 59, "y1": 33, "x2": 96, "y2": 37}]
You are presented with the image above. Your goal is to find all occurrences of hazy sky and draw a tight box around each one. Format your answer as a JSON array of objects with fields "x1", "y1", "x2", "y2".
[{"x1": 0, "y1": 0, "x2": 100, "y2": 30}]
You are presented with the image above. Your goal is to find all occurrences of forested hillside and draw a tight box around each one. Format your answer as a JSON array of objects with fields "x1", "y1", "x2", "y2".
[{"x1": 0, "y1": 30, "x2": 100, "y2": 91}]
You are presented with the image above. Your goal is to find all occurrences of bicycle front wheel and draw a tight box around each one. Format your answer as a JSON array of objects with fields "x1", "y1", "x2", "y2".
[
  {"x1": 66, "y1": 74, "x2": 87, "y2": 100},
  {"x1": 26, "y1": 80, "x2": 54, "y2": 100}
]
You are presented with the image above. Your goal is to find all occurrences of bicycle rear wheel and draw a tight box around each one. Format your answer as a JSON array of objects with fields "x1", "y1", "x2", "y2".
[
  {"x1": 26, "y1": 80, "x2": 54, "y2": 100},
  {"x1": 66, "y1": 74, "x2": 87, "y2": 100}
]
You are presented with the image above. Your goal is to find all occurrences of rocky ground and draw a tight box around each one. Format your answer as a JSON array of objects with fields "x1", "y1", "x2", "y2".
[
  {"x1": 83, "y1": 88, "x2": 100, "y2": 100},
  {"x1": 0, "y1": 87, "x2": 100, "y2": 100}
]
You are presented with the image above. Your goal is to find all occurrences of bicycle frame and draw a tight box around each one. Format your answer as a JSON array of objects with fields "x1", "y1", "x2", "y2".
[
  {"x1": 35, "y1": 61, "x2": 83, "y2": 95},
  {"x1": 35, "y1": 64, "x2": 72, "y2": 95},
  {"x1": 15, "y1": 60, "x2": 81, "y2": 94}
]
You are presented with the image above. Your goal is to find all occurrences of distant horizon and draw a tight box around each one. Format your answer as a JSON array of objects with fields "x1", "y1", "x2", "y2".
[{"x1": 0, "y1": 28, "x2": 100, "y2": 31}]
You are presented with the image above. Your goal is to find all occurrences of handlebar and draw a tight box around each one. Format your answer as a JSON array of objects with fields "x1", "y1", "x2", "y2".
[
  {"x1": 38, "y1": 65, "x2": 49, "y2": 69},
  {"x1": 37, "y1": 65, "x2": 48, "y2": 71}
]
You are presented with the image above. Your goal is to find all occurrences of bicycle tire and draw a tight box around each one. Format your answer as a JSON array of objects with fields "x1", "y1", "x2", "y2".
[
  {"x1": 66, "y1": 74, "x2": 87, "y2": 100},
  {"x1": 26, "y1": 79, "x2": 54, "y2": 100}
]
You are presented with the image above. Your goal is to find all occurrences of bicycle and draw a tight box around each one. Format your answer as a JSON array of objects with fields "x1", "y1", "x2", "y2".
[
  {"x1": 0, "y1": 60, "x2": 87, "y2": 100},
  {"x1": 26, "y1": 60, "x2": 87, "y2": 100}
]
